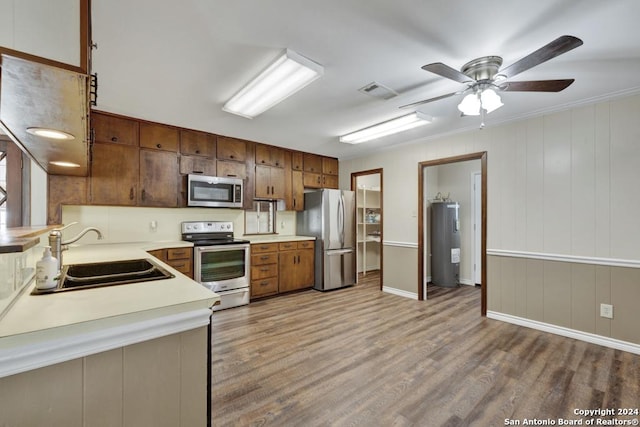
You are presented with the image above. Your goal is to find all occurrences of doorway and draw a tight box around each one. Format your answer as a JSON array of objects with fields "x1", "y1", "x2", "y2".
[
  {"x1": 418, "y1": 152, "x2": 487, "y2": 315},
  {"x1": 351, "y1": 169, "x2": 383, "y2": 291}
]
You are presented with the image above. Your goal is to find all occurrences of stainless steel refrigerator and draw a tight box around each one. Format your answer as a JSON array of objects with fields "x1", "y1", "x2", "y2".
[
  {"x1": 430, "y1": 201, "x2": 460, "y2": 287},
  {"x1": 297, "y1": 189, "x2": 356, "y2": 291}
]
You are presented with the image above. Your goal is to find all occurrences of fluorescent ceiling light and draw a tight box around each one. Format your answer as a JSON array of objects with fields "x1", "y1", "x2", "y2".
[
  {"x1": 223, "y1": 49, "x2": 324, "y2": 119},
  {"x1": 340, "y1": 112, "x2": 432, "y2": 144},
  {"x1": 26, "y1": 127, "x2": 75, "y2": 140}
]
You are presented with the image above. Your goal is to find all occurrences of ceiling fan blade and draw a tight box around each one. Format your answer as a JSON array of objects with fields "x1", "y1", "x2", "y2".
[
  {"x1": 498, "y1": 35, "x2": 583, "y2": 79},
  {"x1": 400, "y1": 91, "x2": 460, "y2": 109},
  {"x1": 499, "y1": 79, "x2": 575, "y2": 92},
  {"x1": 422, "y1": 62, "x2": 473, "y2": 84}
]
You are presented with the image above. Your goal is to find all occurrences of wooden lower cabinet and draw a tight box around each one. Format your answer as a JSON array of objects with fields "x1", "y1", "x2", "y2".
[
  {"x1": 278, "y1": 241, "x2": 314, "y2": 293},
  {"x1": 250, "y1": 243, "x2": 279, "y2": 298},
  {"x1": 250, "y1": 240, "x2": 314, "y2": 299},
  {"x1": 147, "y1": 247, "x2": 193, "y2": 279}
]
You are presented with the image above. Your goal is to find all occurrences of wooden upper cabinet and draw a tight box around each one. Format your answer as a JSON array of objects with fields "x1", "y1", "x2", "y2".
[
  {"x1": 322, "y1": 174, "x2": 339, "y2": 189},
  {"x1": 216, "y1": 160, "x2": 247, "y2": 179},
  {"x1": 291, "y1": 151, "x2": 304, "y2": 171},
  {"x1": 303, "y1": 153, "x2": 322, "y2": 173},
  {"x1": 92, "y1": 112, "x2": 139, "y2": 146},
  {"x1": 90, "y1": 142, "x2": 139, "y2": 206},
  {"x1": 217, "y1": 136, "x2": 247, "y2": 162},
  {"x1": 322, "y1": 157, "x2": 339, "y2": 175},
  {"x1": 139, "y1": 122, "x2": 179, "y2": 152},
  {"x1": 255, "y1": 143, "x2": 284, "y2": 168},
  {"x1": 180, "y1": 155, "x2": 216, "y2": 176},
  {"x1": 139, "y1": 149, "x2": 179, "y2": 207},
  {"x1": 255, "y1": 165, "x2": 285, "y2": 199},
  {"x1": 180, "y1": 130, "x2": 216, "y2": 157}
]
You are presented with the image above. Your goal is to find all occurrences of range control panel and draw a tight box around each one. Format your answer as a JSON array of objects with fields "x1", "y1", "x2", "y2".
[{"x1": 181, "y1": 221, "x2": 234, "y2": 234}]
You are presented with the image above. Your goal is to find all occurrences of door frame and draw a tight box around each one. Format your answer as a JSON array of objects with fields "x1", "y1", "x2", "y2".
[
  {"x1": 351, "y1": 168, "x2": 383, "y2": 291},
  {"x1": 418, "y1": 152, "x2": 487, "y2": 315}
]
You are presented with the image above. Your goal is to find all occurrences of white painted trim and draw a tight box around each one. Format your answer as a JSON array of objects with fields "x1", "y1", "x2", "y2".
[
  {"x1": 0, "y1": 308, "x2": 212, "y2": 378},
  {"x1": 487, "y1": 249, "x2": 640, "y2": 269},
  {"x1": 383, "y1": 240, "x2": 418, "y2": 249},
  {"x1": 382, "y1": 286, "x2": 418, "y2": 300},
  {"x1": 487, "y1": 311, "x2": 640, "y2": 355}
]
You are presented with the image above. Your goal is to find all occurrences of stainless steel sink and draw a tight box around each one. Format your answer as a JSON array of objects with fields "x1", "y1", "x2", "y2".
[{"x1": 32, "y1": 258, "x2": 174, "y2": 294}]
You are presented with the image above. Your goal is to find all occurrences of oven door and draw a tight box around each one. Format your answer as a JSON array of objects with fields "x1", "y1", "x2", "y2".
[{"x1": 194, "y1": 244, "x2": 249, "y2": 292}]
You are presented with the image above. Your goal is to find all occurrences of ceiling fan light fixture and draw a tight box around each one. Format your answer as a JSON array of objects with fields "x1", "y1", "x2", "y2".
[
  {"x1": 222, "y1": 49, "x2": 324, "y2": 119},
  {"x1": 340, "y1": 112, "x2": 432, "y2": 144},
  {"x1": 480, "y1": 88, "x2": 503, "y2": 113},
  {"x1": 457, "y1": 93, "x2": 481, "y2": 116}
]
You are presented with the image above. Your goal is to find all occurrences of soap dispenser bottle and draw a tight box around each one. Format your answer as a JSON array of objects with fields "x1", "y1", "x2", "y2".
[{"x1": 36, "y1": 246, "x2": 59, "y2": 290}]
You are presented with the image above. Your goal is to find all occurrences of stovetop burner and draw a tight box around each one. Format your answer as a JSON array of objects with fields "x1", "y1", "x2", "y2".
[{"x1": 181, "y1": 221, "x2": 250, "y2": 246}]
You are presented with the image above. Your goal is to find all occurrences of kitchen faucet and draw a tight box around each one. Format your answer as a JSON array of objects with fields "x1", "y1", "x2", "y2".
[{"x1": 48, "y1": 222, "x2": 104, "y2": 271}]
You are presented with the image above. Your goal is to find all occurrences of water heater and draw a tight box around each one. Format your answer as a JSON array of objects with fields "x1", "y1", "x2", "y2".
[{"x1": 430, "y1": 201, "x2": 460, "y2": 287}]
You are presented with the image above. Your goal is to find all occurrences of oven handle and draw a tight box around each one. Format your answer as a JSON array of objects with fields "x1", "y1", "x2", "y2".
[{"x1": 195, "y1": 243, "x2": 250, "y2": 253}]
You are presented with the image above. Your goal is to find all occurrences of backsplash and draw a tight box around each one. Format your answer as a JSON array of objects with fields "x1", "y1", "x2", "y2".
[{"x1": 61, "y1": 205, "x2": 297, "y2": 243}]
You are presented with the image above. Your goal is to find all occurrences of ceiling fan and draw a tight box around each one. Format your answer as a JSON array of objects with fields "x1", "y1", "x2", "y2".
[{"x1": 401, "y1": 35, "x2": 584, "y2": 123}]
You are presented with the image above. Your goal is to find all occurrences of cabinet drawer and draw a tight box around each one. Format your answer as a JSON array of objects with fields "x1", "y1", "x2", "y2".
[
  {"x1": 251, "y1": 243, "x2": 279, "y2": 254},
  {"x1": 297, "y1": 240, "x2": 314, "y2": 250},
  {"x1": 167, "y1": 247, "x2": 192, "y2": 260},
  {"x1": 278, "y1": 241, "x2": 297, "y2": 251},
  {"x1": 166, "y1": 259, "x2": 192, "y2": 275},
  {"x1": 251, "y1": 263, "x2": 278, "y2": 280},
  {"x1": 251, "y1": 253, "x2": 278, "y2": 266},
  {"x1": 251, "y1": 277, "x2": 278, "y2": 298}
]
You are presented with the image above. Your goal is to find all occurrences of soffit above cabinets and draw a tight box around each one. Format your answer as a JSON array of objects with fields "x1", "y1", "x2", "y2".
[{"x1": 0, "y1": 54, "x2": 89, "y2": 176}]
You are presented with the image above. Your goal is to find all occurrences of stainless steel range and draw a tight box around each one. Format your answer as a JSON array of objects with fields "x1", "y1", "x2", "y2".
[{"x1": 181, "y1": 221, "x2": 250, "y2": 311}]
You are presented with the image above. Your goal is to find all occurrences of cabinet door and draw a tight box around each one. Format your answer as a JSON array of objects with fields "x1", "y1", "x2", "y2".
[
  {"x1": 216, "y1": 160, "x2": 246, "y2": 179},
  {"x1": 291, "y1": 151, "x2": 304, "y2": 171},
  {"x1": 90, "y1": 142, "x2": 138, "y2": 205},
  {"x1": 270, "y1": 166, "x2": 286, "y2": 199},
  {"x1": 291, "y1": 170, "x2": 304, "y2": 211},
  {"x1": 139, "y1": 122, "x2": 179, "y2": 152},
  {"x1": 179, "y1": 155, "x2": 216, "y2": 176},
  {"x1": 217, "y1": 136, "x2": 247, "y2": 162},
  {"x1": 92, "y1": 113, "x2": 138, "y2": 146},
  {"x1": 139, "y1": 149, "x2": 178, "y2": 207},
  {"x1": 278, "y1": 251, "x2": 298, "y2": 293},
  {"x1": 255, "y1": 165, "x2": 272, "y2": 199},
  {"x1": 322, "y1": 174, "x2": 339, "y2": 189},
  {"x1": 303, "y1": 153, "x2": 322, "y2": 173},
  {"x1": 180, "y1": 130, "x2": 215, "y2": 157},
  {"x1": 303, "y1": 172, "x2": 322, "y2": 188},
  {"x1": 296, "y1": 248, "x2": 315, "y2": 288},
  {"x1": 322, "y1": 157, "x2": 339, "y2": 175},
  {"x1": 255, "y1": 144, "x2": 284, "y2": 168}
]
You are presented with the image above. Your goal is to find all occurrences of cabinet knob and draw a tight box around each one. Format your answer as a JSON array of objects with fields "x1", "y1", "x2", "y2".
[
  {"x1": 156, "y1": 143, "x2": 162, "y2": 149},
  {"x1": 195, "y1": 150, "x2": 200, "y2": 154},
  {"x1": 111, "y1": 136, "x2": 118, "y2": 142},
  {"x1": 230, "y1": 155, "x2": 235, "y2": 159}
]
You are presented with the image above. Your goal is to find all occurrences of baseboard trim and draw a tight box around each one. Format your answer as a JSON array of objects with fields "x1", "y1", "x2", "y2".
[
  {"x1": 382, "y1": 286, "x2": 418, "y2": 300},
  {"x1": 487, "y1": 311, "x2": 640, "y2": 355},
  {"x1": 0, "y1": 308, "x2": 212, "y2": 378},
  {"x1": 487, "y1": 249, "x2": 640, "y2": 269}
]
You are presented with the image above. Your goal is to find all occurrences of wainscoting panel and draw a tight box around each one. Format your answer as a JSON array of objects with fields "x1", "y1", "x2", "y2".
[{"x1": 488, "y1": 253, "x2": 640, "y2": 346}]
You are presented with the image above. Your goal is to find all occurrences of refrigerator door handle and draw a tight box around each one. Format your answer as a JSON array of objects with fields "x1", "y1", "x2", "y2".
[
  {"x1": 339, "y1": 192, "x2": 345, "y2": 247},
  {"x1": 327, "y1": 248, "x2": 353, "y2": 255}
]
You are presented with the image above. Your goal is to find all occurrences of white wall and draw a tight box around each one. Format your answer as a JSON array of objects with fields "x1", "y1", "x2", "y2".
[
  {"x1": 0, "y1": 0, "x2": 80, "y2": 66},
  {"x1": 340, "y1": 93, "x2": 640, "y2": 294}
]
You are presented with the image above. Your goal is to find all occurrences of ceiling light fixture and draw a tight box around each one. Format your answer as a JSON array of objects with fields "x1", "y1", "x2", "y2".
[
  {"x1": 223, "y1": 49, "x2": 324, "y2": 119},
  {"x1": 340, "y1": 112, "x2": 432, "y2": 144},
  {"x1": 49, "y1": 161, "x2": 80, "y2": 168},
  {"x1": 26, "y1": 127, "x2": 75, "y2": 140},
  {"x1": 457, "y1": 88, "x2": 503, "y2": 116}
]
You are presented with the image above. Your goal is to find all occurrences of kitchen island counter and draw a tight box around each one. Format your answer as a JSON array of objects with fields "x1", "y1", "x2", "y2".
[{"x1": 0, "y1": 241, "x2": 218, "y2": 378}]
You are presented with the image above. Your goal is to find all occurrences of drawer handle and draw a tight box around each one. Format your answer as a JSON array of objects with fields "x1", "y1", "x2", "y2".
[
  {"x1": 173, "y1": 262, "x2": 186, "y2": 268},
  {"x1": 260, "y1": 281, "x2": 269, "y2": 286},
  {"x1": 260, "y1": 256, "x2": 269, "y2": 260},
  {"x1": 260, "y1": 268, "x2": 270, "y2": 272}
]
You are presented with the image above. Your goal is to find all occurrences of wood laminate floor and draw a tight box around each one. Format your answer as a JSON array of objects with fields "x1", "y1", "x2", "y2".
[{"x1": 211, "y1": 272, "x2": 640, "y2": 426}]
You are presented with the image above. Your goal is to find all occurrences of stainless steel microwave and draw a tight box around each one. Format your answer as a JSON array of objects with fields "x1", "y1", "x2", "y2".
[{"x1": 187, "y1": 175, "x2": 243, "y2": 208}]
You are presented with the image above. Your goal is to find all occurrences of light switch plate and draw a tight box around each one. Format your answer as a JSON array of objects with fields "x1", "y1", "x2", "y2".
[{"x1": 600, "y1": 303, "x2": 613, "y2": 319}]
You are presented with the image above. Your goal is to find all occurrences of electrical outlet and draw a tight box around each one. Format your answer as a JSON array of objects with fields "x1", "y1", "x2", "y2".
[{"x1": 600, "y1": 303, "x2": 613, "y2": 319}]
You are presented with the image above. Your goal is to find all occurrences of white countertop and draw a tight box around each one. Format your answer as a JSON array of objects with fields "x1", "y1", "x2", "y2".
[
  {"x1": 244, "y1": 234, "x2": 315, "y2": 243},
  {"x1": 0, "y1": 241, "x2": 218, "y2": 377}
]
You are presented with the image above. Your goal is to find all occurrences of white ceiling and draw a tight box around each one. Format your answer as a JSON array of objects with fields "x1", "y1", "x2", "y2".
[{"x1": 91, "y1": 0, "x2": 640, "y2": 160}]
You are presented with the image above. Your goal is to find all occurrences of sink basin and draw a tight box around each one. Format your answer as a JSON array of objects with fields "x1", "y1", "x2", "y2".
[{"x1": 32, "y1": 258, "x2": 174, "y2": 294}]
